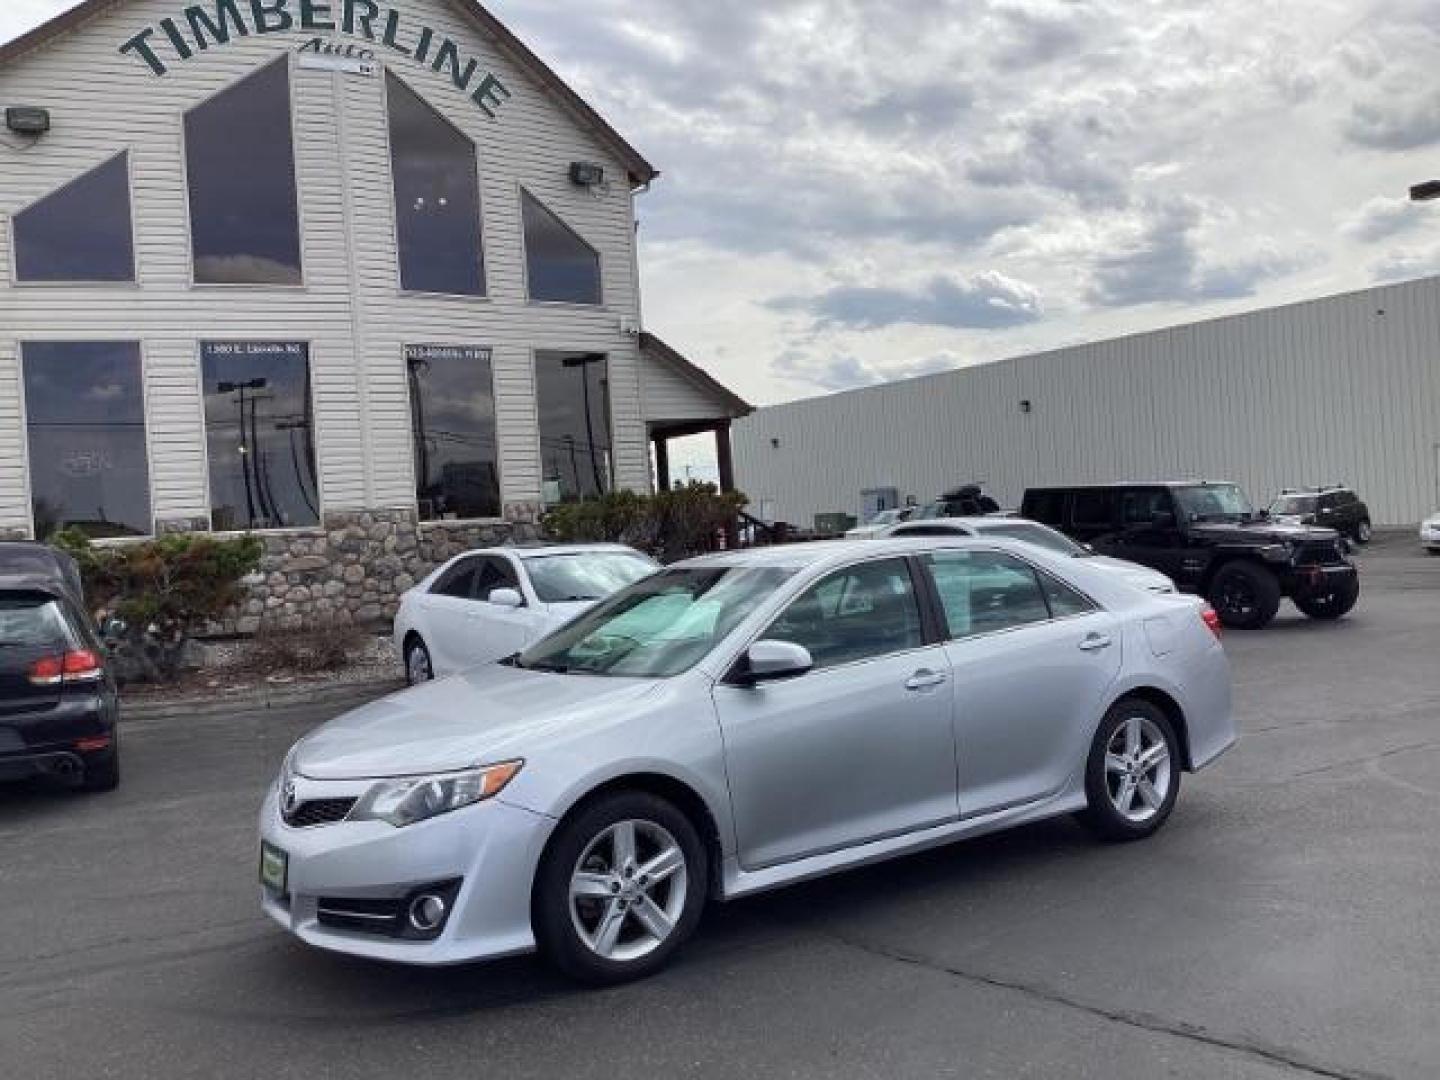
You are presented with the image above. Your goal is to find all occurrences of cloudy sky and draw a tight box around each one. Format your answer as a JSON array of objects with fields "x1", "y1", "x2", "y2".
[{"x1": 5, "y1": 0, "x2": 1440, "y2": 458}]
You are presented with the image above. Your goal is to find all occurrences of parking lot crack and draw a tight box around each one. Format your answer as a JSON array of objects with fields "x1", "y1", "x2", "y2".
[{"x1": 814, "y1": 927, "x2": 1394, "y2": 1080}]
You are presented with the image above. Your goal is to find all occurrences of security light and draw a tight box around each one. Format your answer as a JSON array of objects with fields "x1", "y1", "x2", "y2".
[
  {"x1": 1409, "y1": 180, "x2": 1440, "y2": 202},
  {"x1": 5, "y1": 106, "x2": 50, "y2": 136},
  {"x1": 569, "y1": 161, "x2": 605, "y2": 187}
]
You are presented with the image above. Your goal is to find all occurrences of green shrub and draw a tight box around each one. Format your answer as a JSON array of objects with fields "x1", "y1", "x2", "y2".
[
  {"x1": 51, "y1": 529, "x2": 264, "y2": 683},
  {"x1": 542, "y1": 483, "x2": 748, "y2": 562}
]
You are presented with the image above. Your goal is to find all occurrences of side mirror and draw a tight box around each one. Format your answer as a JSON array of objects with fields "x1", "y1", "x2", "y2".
[
  {"x1": 1152, "y1": 511, "x2": 1177, "y2": 528},
  {"x1": 488, "y1": 588, "x2": 524, "y2": 609},
  {"x1": 742, "y1": 640, "x2": 813, "y2": 683}
]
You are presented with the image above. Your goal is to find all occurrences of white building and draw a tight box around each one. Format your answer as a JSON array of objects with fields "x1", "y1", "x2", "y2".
[
  {"x1": 0, "y1": 0, "x2": 748, "y2": 625},
  {"x1": 735, "y1": 276, "x2": 1440, "y2": 529}
]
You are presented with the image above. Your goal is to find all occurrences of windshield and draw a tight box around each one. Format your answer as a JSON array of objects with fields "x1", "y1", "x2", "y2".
[
  {"x1": 1269, "y1": 495, "x2": 1317, "y2": 516},
  {"x1": 866, "y1": 509, "x2": 902, "y2": 526},
  {"x1": 977, "y1": 521, "x2": 1087, "y2": 556},
  {"x1": 516, "y1": 566, "x2": 793, "y2": 678},
  {"x1": 1174, "y1": 484, "x2": 1255, "y2": 522},
  {"x1": 524, "y1": 552, "x2": 658, "y2": 603}
]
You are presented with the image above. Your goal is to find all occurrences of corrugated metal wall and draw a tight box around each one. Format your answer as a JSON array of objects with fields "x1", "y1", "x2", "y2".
[
  {"x1": 0, "y1": 0, "x2": 650, "y2": 535},
  {"x1": 735, "y1": 276, "x2": 1440, "y2": 527}
]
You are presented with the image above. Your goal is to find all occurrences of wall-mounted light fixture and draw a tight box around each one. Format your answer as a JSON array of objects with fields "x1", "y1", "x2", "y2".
[
  {"x1": 5, "y1": 106, "x2": 50, "y2": 137},
  {"x1": 1019, "y1": 399, "x2": 1033, "y2": 414},
  {"x1": 770, "y1": 437, "x2": 781, "y2": 449},
  {"x1": 570, "y1": 161, "x2": 605, "y2": 187}
]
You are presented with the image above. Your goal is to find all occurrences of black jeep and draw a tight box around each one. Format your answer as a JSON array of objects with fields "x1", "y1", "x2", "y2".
[{"x1": 1020, "y1": 481, "x2": 1360, "y2": 629}]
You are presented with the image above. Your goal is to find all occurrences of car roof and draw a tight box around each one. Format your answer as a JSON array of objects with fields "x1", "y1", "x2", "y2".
[
  {"x1": 893, "y1": 516, "x2": 1042, "y2": 529},
  {"x1": 1026, "y1": 480, "x2": 1240, "y2": 490},
  {"x1": 678, "y1": 535, "x2": 1048, "y2": 573},
  {"x1": 0, "y1": 543, "x2": 82, "y2": 600},
  {"x1": 453, "y1": 543, "x2": 646, "y2": 561}
]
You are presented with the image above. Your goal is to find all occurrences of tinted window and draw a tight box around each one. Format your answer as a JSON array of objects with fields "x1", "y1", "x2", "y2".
[
  {"x1": 925, "y1": 550, "x2": 1050, "y2": 639},
  {"x1": 537, "y1": 352, "x2": 611, "y2": 502},
  {"x1": 201, "y1": 342, "x2": 318, "y2": 531},
  {"x1": 14, "y1": 153, "x2": 134, "y2": 282},
  {"x1": 1038, "y1": 571, "x2": 1097, "y2": 618},
  {"x1": 387, "y1": 72, "x2": 484, "y2": 296},
  {"x1": 22, "y1": 342, "x2": 151, "y2": 539},
  {"x1": 522, "y1": 190, "x2": 601, "y2": 304},
  {"x1": 1072, "y1": 489, "x2": 1115, "y2": 527},
  {"x1": 186, "y1": 59, "x2": 301, "y2": 284},
  {"x1": 0, "y1": 596, "x2": 72, "y2": 649},
  {"x1": 524, "y1": 552, "x2": 658, "y2": 603},
  {"x1": 1023, "y1": 490, "x2": 1066, "y2": 526},
  {"x1": 475, "y1": 557, "x2": 519, "y2": 600},
  {"x1": 407, "y1": 345, "x2": 500, "y2": 521},
  {"x1": 433, "y1": 558, "x2": 479, "y2": 599},
  {"x1": 1120, "y1": 488, "x2": 1172, "y2": 526},
  {"x1": 767, "y1": 558, "x2": 923, "y2": 670}
]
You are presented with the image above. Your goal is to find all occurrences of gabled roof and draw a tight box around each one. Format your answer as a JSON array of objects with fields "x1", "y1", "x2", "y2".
[
  {"x1": 0, "y1": 0, "x2": 659, "y2": 187},
  {"x1": 640, "y1": 332, "x2": 753, "y2": 420}
]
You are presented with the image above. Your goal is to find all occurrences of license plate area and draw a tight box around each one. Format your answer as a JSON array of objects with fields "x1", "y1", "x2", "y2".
[{"x1": 259, "y1": 841, "x2": 289, "y2": 897}]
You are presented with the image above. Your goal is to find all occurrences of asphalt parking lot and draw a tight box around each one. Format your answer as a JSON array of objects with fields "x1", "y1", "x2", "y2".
[{"x1": 2, "y1": 535, "x2": 1437, "y2": 1080}]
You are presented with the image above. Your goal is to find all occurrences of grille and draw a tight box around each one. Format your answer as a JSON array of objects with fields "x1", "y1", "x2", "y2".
[
  {"x1": 1296, "y1": 539, "x2": 1345, "y2": 565},
  {"x1": 283, "y1": 797, "x2": 357, "y2": 829},
  {"x1": 316, "y1": 896, "x2": 403, "y2": 936}
]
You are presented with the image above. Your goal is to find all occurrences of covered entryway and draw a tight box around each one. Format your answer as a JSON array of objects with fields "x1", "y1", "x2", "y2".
[{"x1": 639, "y1": 333, "x2": 753, "y2": 494}]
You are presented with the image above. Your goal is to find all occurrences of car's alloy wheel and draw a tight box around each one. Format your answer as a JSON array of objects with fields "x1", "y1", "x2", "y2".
[
  {"x1": 568, "y1": 820, "x2": 689, "y2": 963},
  {"x1": 405, "y1": 639, "x2": 433, "y2": 685},
  {"x1": 1207, "y1": 562, "x2": 1281, "y2": 629},
  {"x1": 1077, "y1": 699, "x2": 1181, "y2": 841}
]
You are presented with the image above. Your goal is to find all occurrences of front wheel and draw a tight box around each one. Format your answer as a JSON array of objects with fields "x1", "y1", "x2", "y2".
[
  {"x1": 1077, "y1": 700, "x2": 1181, "y2": 841},
  {"x1": 404, "y1": 637, "x2": 433, "y2": 685},
  {"x1": 1207, "y1": 561, "x2": 1281, "y2": 629},
  {"x1": 1293, "y1": 576, "x2": 1360, "y2": 620},
  {"x1": 533, "y1": 791, "x2": 707, "y2": 984}
]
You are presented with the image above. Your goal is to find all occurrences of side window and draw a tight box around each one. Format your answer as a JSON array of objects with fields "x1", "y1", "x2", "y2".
[
  {"x1": 1072, "y1": 490, "x2": 1115, "y2": 528},
  {"x1": 766, "y1": 558, "x2": 924, "y2": 670},
  {"x1": 433, "y1": 558, "x2": 479, "y2": 599},
  {"x1": 924, "y1": 550, "x2": 1051, "y2": 639},
  {"x1": 476, "y1": 557, "x2": 520, "y2": 601},
  {"x1": 891, "y1": 524, "x2": 968, "y2": 538},
  {"x1": 1038, "y1": 571, "x2": 1098, "y2": 618},
  {"x1": 1120, "y1": 489, "x2": 1171, "y2": 526}
]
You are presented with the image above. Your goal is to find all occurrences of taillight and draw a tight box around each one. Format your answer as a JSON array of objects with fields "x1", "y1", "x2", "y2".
[
  {"x1": 1201, "y1": 606, "x2": 1223, "y2": 641},
  {"x1": 28, "y1": 649, "x2": 104, "y2": 686}
]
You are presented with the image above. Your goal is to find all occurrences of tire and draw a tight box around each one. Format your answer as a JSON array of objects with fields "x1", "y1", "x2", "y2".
[
  {"x1": 1293, "y1": 575, "x2": 1360, "y2": 620},
  {"x1": 79, "y1": 747, "x2": 120, "y2": 793},
  {"x1": 404, "y1": 636, "x2": 433, "y2": 685},
  {"x1": 1354, "y1": 520, "x2": 1372, "y2": 544},
  {"x1": 1206, "y1": 561, "x2": 1282, "y2": 629},
  {"x1": 1076, "y1": 699, "x2": 1181, "y2": 842},
  {"x1": 533, "y1": 791, "x2": 708, "y2": 985}
]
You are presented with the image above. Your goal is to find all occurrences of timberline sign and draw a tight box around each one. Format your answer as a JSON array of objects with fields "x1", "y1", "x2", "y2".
[{"x1": 119, "y1": 1, "x2": 513, "y2": 118}]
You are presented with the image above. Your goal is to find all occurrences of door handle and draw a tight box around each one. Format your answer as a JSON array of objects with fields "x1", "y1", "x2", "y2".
[
  {"x1": 905, "y1": 669, "x2": 948, "y2": 691},
  {"x1": 1078, "y1": 633, "x2": 1113, "y2": 652}
]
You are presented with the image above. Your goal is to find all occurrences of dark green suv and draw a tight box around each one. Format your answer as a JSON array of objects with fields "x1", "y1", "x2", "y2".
[
  {"x1": 1020, "y1": 481, "x2": 1360, "y2": 629},
  {"x1": 1267, "y1": 486, "x2": 1372, "y2": 544}
]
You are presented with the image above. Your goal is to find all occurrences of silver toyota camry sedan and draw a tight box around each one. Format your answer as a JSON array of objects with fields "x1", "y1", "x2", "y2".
[{"x1": 259, "y1": 537, "x2": 1234, "y2": 983}]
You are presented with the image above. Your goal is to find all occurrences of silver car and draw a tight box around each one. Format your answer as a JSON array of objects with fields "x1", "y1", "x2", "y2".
[{"x1": 259, "y1": 537, "x2": 1234, "y2": 983}]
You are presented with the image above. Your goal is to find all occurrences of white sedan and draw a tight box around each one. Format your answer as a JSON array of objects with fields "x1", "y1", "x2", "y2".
[
  {"x1": 1423, "y1": 513, "x2": 1440, "y2": 554},
  {"x1": 393, "y1": 544, "x2": 658, "y2": 684},
  {"x1": 844, "y1": 507, "x2": 913, "y2": 540},
  {"x1": 884, "y1": 516, "x2": 1176, "y2": 594}
]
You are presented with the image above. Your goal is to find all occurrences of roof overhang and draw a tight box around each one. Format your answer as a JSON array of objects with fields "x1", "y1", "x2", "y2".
[
  {"x1": 0, "y1": 0, "x2": 660, "y2": 189},
  {"x1": 640, "y1": 332, "x2": 753, "y2": 424}
]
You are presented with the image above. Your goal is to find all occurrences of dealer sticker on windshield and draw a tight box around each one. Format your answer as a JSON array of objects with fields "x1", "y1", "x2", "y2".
[{"x1": 259, "y1": 841, "x2": 288, "y2": 895}]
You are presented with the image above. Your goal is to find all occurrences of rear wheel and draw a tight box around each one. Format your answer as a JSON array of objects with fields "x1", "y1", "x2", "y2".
[
  {"x1": 1207, "y1": 561, "x2": 1281, "y2": 629},
  {"x1": 79, "y1": 747, "x2": 120, "y2": 793},
  {"x1": 404, "y1": 636, "x2": 433, "y2": 685},
  {"x1": 1293, "y1": 575, "x2": 1359, "y2": 620},
  {"x1": 533, "y1": 791, "x2": 707, "y2": 984},
  {"x1": 1077, "y1": 699, "x2": 1180, "y2": 841}
]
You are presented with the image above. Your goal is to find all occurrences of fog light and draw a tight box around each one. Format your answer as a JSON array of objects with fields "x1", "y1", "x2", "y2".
[{"x1": 408, "y1": 893, "x2": 448, "y2": 933}]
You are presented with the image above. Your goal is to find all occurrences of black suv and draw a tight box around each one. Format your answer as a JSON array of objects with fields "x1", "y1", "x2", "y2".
[
  {"x1": 1267, "y1": 486, "x2": 1372, "y2": 544},
  {"x1": 1020, "y1": 481, "x2": 1359, "y2": 629}
]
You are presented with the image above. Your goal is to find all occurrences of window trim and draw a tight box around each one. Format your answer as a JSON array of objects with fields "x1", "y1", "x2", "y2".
[
  {"x1": 532, "y1": 348, "x2": 616, "y2": 504},
  {"x1": 10, "y1": 150, "x2": 140, "y2": 288},
  {"x1": 180, "y1": 54, "x2": 307, "y2": 291},
  {"x1": 518, "y1": 185, "x2": 605, "y2": 308},
  {"x1": 18, "y1": 338, "x2": 157, "y2": 541},
  {"x1": 404, "y1": 342, "x2": 505, "y2": 524},
  {"x1": 919, "y1": 546, "x2": 1103, "y2": 645},
  {"x1": 382, "y1": 69, "x2": 488, "y2": 300},
  {"x1": 196, "y1": 338, "x2": 325, "y2": 533}
]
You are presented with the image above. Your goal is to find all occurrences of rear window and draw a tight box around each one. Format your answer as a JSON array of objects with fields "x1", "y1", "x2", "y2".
[{"x1": 0, "y1": 595, "x2": 72, "y2": 648}]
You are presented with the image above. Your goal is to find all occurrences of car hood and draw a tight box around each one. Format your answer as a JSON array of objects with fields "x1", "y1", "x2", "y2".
[
  {"x1": 292, "y1": 664, "x2": 662, "y2": 780},
  {"x1": 1190, "y1": 520, "x2": 1339, "y2": 544}
]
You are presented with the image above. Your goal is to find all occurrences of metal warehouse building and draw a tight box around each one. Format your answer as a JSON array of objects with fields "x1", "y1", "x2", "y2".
[
  {"x1": 0, "y1": 0, "x2": 748, "y2": 626},
  {"x1": 735, "y1": 275, "x2": 1440, "y2": 529}
]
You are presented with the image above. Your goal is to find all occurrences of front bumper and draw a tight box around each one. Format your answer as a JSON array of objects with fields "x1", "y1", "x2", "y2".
[
  {"x1": 1284, "y1": 562, "x2": 1358, "y2": 598},
  {"x1": 1421, "y1": 527, "x2": 1440, "y2": 550},
  {"x1": 258, "y1": 778, "x2": 555, "y2": 965}
]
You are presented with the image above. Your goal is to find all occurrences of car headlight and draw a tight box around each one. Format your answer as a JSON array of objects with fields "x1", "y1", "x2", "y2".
[{"x1": 349, "y1": 761, "x2": 524, "y2": 828}]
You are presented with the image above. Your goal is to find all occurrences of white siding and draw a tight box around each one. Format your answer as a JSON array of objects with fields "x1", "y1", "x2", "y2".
[
  {"x1": 735, "y1": 276, "x2": 1440, "y2": 527},
  {"x1": 638, "y1": 349, "x2": 729, "y2": 424},
  {"x1": 0, "y1": 0, "x2": 650, "y2": 535}
]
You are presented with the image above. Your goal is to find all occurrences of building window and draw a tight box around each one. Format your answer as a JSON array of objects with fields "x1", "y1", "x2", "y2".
[
  {"x1": 536, "y1": 351, "x2": 611, "y2": 503},
  {"x1": 406, "y1": 344, "x2": 501, "y2": 521},
  {"x1": 13, "y1": 153, "x2": 135, "y2": 283},
  {"x1": 200, "y1": 342, "x2": 318, "y2": 531},
  {"x1": 22, "y1": 342, "x2": 150, "y2": 539},
  {"x1": 522, "y1": 190, "x2": 601, "y2": 305},
  {"x1": 386, "y1": 72, "x2": 485, "y2": 296},
  {"x1": 184, "y1": 59, "x2": 302, "y2": 285}
]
